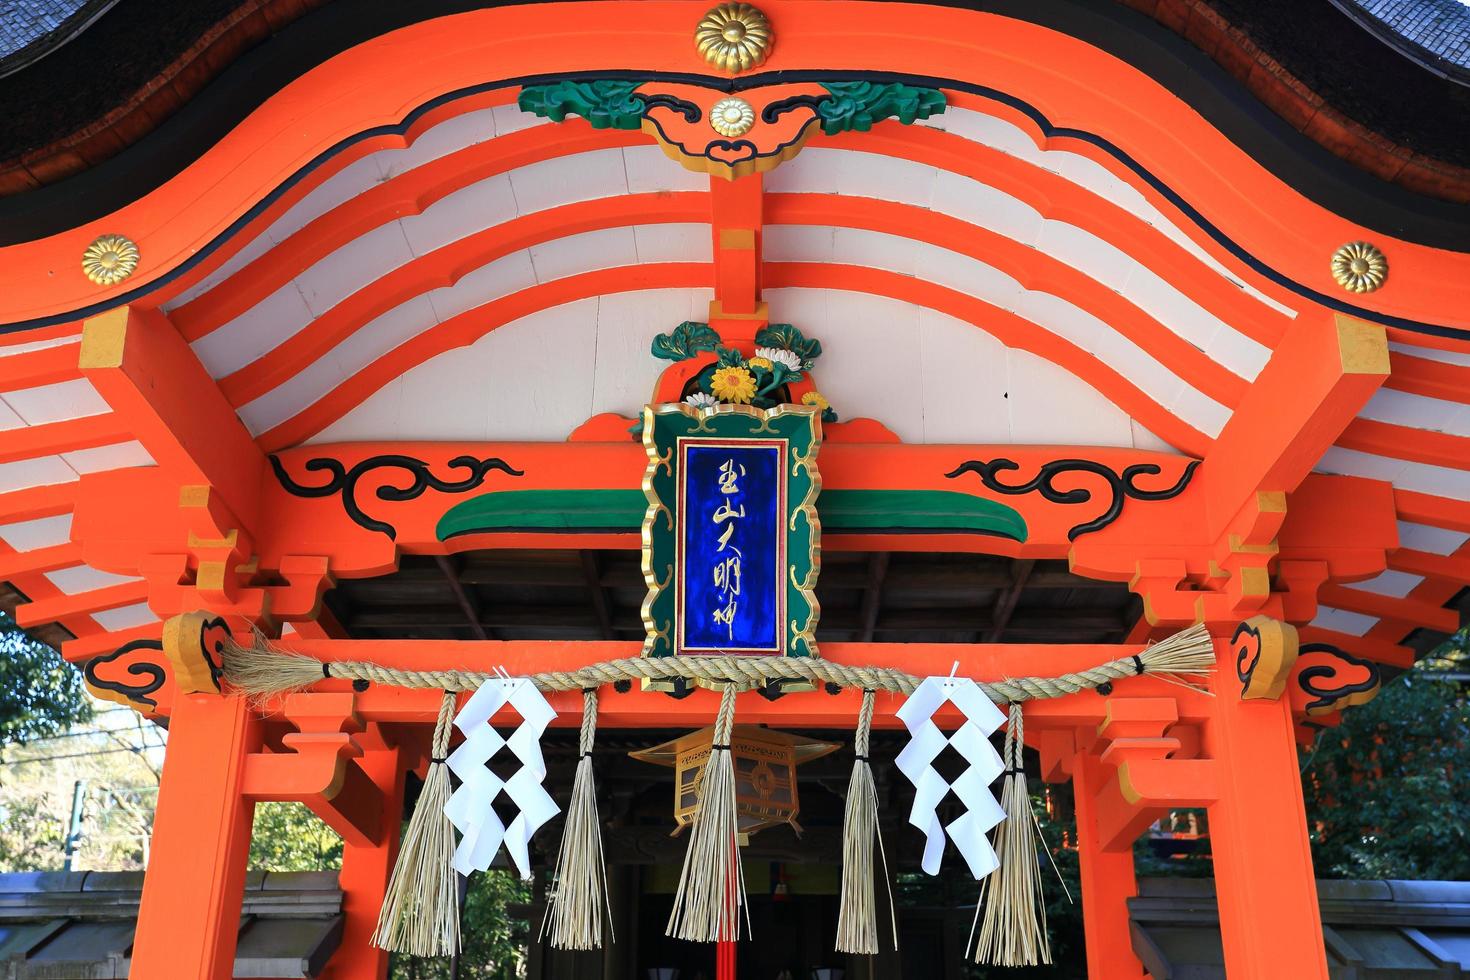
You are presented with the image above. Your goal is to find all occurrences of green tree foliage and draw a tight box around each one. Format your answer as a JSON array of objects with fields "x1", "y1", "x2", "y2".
[
  {"x1": 0, "y1": 613, "x2": 92, "y2": 743},
  {"x1": 390, "y1": 870, "x2": 531, "y2": 979},
  {"x1": 1301, "y1": 635, "x2": 1470, "y2": 881},
  {"x1": 248, "y1": 802, "x2": 343, "y2": 872}
]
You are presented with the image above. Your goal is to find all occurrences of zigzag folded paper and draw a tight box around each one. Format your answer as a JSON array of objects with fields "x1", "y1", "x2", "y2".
[
  {"x1": 444, "y1": 673, "x2": 559, "y2": 879},
  {"x1": 894, "y1": 674, "x2": 1008, "y2": 879}
]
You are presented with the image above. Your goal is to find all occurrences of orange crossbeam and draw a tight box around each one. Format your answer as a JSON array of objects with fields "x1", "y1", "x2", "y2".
[
  {"x1": 1297, "y1": 626, "x2": 1415, "y2": 668},
  {"x1": 1385, "y1": 352, "x2": 1470, "y2": 406},
  {"x1": 0, "y1": 415, "x2": 130, "y2": 464},
  {"x1": 0, "y1": 541, "x2": 83, "y2": 579},
  {"x1": 1395, "y1": 488, "x2": 1470, "y2": 533},
  {"x1": 1389, "y1": 548, "x2": 1470, "y2": 584},
  {"x1": 1094, "y1": 758, "x2": 1220, "y2": 852},
  {"x1": 1340, "y1": 418, "x2": 1470, "y2": 472},
  {"x1": 1320, "y1": 582, "x2": 1459, "y2": 633},
  {"x1": 0, "y1": 482, "x2": 76, "y2": 522},
  {"x1": 16, "y1": 580, "x2": 148, "y2": 627},
  {"x1": 2, "y1": 342, "x2": 83, "y2": 390}
]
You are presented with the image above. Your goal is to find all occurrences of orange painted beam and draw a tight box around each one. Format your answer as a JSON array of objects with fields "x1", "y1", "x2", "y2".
[
  {"x1": 0, "y1": 482, "x2": 76, "y2": 522},
  {"x1": 79, "y1": 306, "x2": 265, "y2": 529},
  {"x1": 1395, "y1": 489, "x2": 1470, "y2": 533},
  {"x1": 1385, "y1": 352, "x2": 1470, "y2": 406},
  {"x1": 15, "y1": 579, "x2": 148, "y2": 627},
  {"x1": 172, "y1": 125, "x2": 646, "y2": 341},
  {"x1": 762, "y1": 261, "x2": 1213, "y2": 456},
  {"x1": 258, "y1": 262, "x2": 711, "y2": 450},
  {"x1": 1, "y1": 342, "x2": 83, "y2": 389},
  {"x1": 0, "y1": 541, "x2": 83, "y2": 579},
  {"x1": 1093, "y1": 758, "x2": 1219, "y2": 852},
  {"x1": 1388, "y1": 547, "x2": 1470, "y2": 584},
  {"x1": 1339, "y1": 418, "x2": 1470, "y2": 471},
  {"x1": 1202, "y1": 313, "x2": 1388, "y2": 535},
  {"x1": 710, "y1": 173, "x2": 763, "y2": 318},
  {"x1": 1319, "y1": 582, "x2": 1459, "y2": 633},
  {"x1": 1072, "y1": 754, "x2": 1148, "y2": 978},
  {"x1": 61, "y1": 621, "x2": 162, "y2": 662},
  {"x1": 0, "y1": 415, "x2": 130, "y2": 465},
  {"x1": 764, "y1": 193, "x2": 1248, "y2": 408},
  {"x1": 220, "y1": 192, "x2": 708, "y2": 406},
  {"x1": 1297, "y1": 625, "x2": 1415, "y2": 669}
]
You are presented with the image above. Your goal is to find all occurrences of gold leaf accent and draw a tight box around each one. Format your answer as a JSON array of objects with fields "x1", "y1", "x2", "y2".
[
  {"x1": 1330, "y1": 241, "x2": 1387, "y2": 294},
  {"x1": 82, "y1": 234, "x2": 139, "y2": 286},
  {"x1": 710, "y1": 97, "x2": 756, "y2": 137},
  {"x1": 695, "y1": 3, "x2": 772, "y2": 74}
]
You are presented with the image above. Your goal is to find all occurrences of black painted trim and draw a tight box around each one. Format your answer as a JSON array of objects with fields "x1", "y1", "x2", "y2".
[
  {"x1": 270, "y1": 453, "x2": 524, "y2": 540},
  {"x1": 83, "y1": 638, "x2": 167, "y2": 709},
  {"x1": 1297, "y1": 641, "x2": 1382, "y2": 714},
  {"x1": 945, "y1": 457, "x2": 1201, "y2": 539}
]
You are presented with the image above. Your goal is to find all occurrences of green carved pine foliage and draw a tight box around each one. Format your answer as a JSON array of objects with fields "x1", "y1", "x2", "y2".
[
  {"x1": 517, "y1": 80, "x2": 647, "y2": 130},
  {"x1": 816, "y1": 81, "x2": 946, "y2": 135},
  {"x1": 651, "y1": 321, "x2": 723, "y2": 361}
]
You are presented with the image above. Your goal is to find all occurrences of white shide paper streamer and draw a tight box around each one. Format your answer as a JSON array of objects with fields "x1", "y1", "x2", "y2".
[
  {"x1": 894, "y1": 674, "x2": 1008, "y2": 879},
  {"x1": 444, "y1": 671, "x2": 559, "y2": 879}
]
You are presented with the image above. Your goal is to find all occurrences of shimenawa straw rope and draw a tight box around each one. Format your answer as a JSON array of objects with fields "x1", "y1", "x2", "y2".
[
  {"x1": 540, "y1": 688, "x2": 613, "y2": 950},
  {"x1": 972, "y1": 703, "x2": 1051, "y2": 967},
  {"x1": 666, "y1": 684, "x2": 748, "y2": 943},
  {"x1": 221, "y1": 623, "x2": 1215, "y2": 706},
  {"x1": 371, "y1": 691, "x2": 460, "y2": 956},
  {"x1": 836, "y1": 689, "x2": 897, "y2": 955}
]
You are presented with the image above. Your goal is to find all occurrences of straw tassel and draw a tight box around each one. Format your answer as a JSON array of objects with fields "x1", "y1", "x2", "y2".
[
  {"x1": 972, "y1": 702, "x2": 1050, "y2": 967},
  {"x1": 836, "y1": 689, "x2": 897, "y2": 955},
  {"x1": 372, "y1": 691, "x2": 461, "y2": 957},
  {"x1": 667, "y1": 684, "x2": 748, "y2": 943},
  {"x1": 541, "y1": 688, "x2": 613, "y2": 950}
]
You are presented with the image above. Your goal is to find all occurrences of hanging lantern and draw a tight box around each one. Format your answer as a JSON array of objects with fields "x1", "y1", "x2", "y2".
[{"x1": 631, "y1": 725, "x2": 839, "y2": 835}]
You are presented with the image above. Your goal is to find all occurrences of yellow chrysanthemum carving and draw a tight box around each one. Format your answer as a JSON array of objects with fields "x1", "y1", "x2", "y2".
[
  {"x1": 695, "y1": 3, "x2": 772, "y2": 74},
  {"x1": 746, "y1": 356, "x2": 773, "y2": 370},
  {"x1": 710, "y1": 366, "x2": 757, "y2": 404},
  {"x1": 82, "y1": 234, "x2": 139, "y2": 286},
  {"x1": 1330, "y1": 241, "x2": 1387, "y2": 294},
  {"x1": 801, "y1": 391, "x2": 829, "y2": 412}
]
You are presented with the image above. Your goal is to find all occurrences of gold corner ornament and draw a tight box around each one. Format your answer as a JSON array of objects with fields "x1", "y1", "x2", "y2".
[
  {"x1": 695, "y1": 3, "x2": 772, "y2": 73},
  {"x1": 82, "y1": 234, "x2": 139, "y2": 286},
  {"x1": 710, "y1": 97, "x2": 756, "y2": 137},
  {"x1": 1330, "y1": 241, "x2": 1387, "y2": 294}
]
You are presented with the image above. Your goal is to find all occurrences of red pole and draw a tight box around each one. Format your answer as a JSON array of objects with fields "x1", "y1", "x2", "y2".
[{"x1": 717, "y1": 938, "x2": 737, "y2": 980}]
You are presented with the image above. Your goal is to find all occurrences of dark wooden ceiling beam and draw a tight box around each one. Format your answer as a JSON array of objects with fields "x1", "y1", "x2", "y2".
[
  {"x1": 433, "y1": 555, "x2": 489, "y2": 641},
  {"x1": 856, "y1": 552, "x2": 890, "y2": 643},
  {"x1": 986, "y1": 558, "x2": 1035, "y2": 643},
  {"x1": 581, "y1": 550, "x2": 616, "y2": 640}
]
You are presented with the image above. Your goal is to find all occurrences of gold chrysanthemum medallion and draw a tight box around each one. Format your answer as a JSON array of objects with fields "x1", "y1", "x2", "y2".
[
  {"x1": 710, "y1": 97, "x2": 756, "y2": 137},
  {"x1": 1330, "y1": 241, "x2": 1387, "y2": 294},
  {"x1": 82, "y1": 234, "x2": 139, "y2": 286},
  {"x1": 695, "y1": 3, "x2": 772, "y2": 74}
]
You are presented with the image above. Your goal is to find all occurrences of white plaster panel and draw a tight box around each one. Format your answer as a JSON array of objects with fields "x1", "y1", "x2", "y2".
[
  {"x1": 764, "y1": 226, "x2": 835, "y2": 263},
  {"x1": 491, "y1": 103, "x2": 543, "y2": 136},
  {"x1": 0, "y1": 457, "x2": 78, "y2": 495},
  {"x1": 1361, "y1": 389, "x2": 1470, "y2": 437},
  {"x1": 1310, "y1": 606, "x2": 1378, "y2": 637},
  {"x1": 1036, "y1": 221, "x2": 1134, "y2": 292},
  {"x1": 1342, "y1": 570, "x2": 1424, "y2": 599},
  {"x1": 0, "y1": 399, "x2": 25, "y2": 432},
  {"x1": 238, "y1": 358, "x2": 348, "y2": 436},
  {"x1": 622, "y1": 146, "x2": 708, "y2": 194},
  {"x1": 2, "y1": 379, "x2": 109, "y2": 426},
  {"x1": 62, "y1": 441, "x2": 154, "y2": 473},
  {"x1": 0, "y1": 334, "x2": 81, "y2": 357},
  {"x1": 528, "y1": 227, "x2": 638, "y2": 283},
  {"x1": 831, "y1": 151, "x2": 937, "y2": 208},
  {"x1": 930, "y1": 168, "x2": 1044, "y2": 245},
  {"x1": 763, "y1": 146, "x2": 840, "y2": 194},
  {"x1": 161, "y1": 232, "x2": 280, "y2": 313},
  {"x1": 1130, "y1": 420, "x2": 1179, "y2": 453},
  {"x1": 915, "y1": 308, "x2": 1015, "y2": 444},
  {"x1": 426, "y1": 251, "x2": 539, "y2": 322},
  {"x1": 508, "y1": 149, "x2": 630, "y2": 216},
  {"x1": 633, "y1": 224, "x2": 713, "y2": 264},
  {"x1": 1318, "y1": 447, "x2": 1470, "y2": 501},
  {"x1": 266, "y1": 155, "x2": 389, "y2": 245},
  {"x1": 191, "y1": 282, "x2": 315, "y2": 378},
  {"x1": 832, "y1": 227, "x2": 919, "y2": 276},
  {"x1": 329, "y1": 295, "x2": 442, "y2": 381},
  {"x1": 1389, "y1": 342, "x2": 1470, "y2": 368},
  {"x1": 590, "y1": 289, "x2": 715, "y2": 418},
  {"x1": 0, "y1": 515, "x2": 72, "y2": 551},
  {"x1": 296, "y1": 222, "x2": 416, "y2": 317},
  {"x1": 1005, "y1": 349, "x2": 1135, "y2": 447},
  {"x1": 378, "y1": 106, "x2": 502, "y2": 180},
  {"x1": 1397, "y1": 521, "x2": 1469, "y2": 556},
  {"x1": 400, "y1": 174, "x2": 519, "y2": 257},
  {"x1": 92, "y1": 602, "x2": 160, "y2": 631},
  {"x1": 44, "y1": 565, "x2": 143, "y2": 595}
]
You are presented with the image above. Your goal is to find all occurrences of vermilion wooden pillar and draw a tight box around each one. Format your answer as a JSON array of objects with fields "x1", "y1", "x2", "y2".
[
  {"x1": 133, "y1": 693, "x2": 262, "y2": 978},
  {"x1": 320, "y1": 743, "x2": 408, "y2": 980},
  {"x1": 1205, "y1": 658, "x2": 1330, "y2": 979},
  {"x1": 1072, "y1": 753, "x2": 1147, "y2": 980}
]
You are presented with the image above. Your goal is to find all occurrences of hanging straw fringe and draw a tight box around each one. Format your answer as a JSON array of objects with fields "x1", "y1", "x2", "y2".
[
  {"x1": 836, "y1": 689, "x2": 897, "y2": 955},
  {"x1": 667, "y1": 684, "x2": 748, "y2": 943},
  {"x1": 541, "y1": 688, "x2": 613, "y2": 950},
  {"x1": 972, "y1": 703, "x2": 1050, "y2": 967},
  {"x1": 372, "y1": 691, "x2": 461, "y2": 957},
  {"x1": 221, "y1": 623, "x2": 1216, "y2": 705}
]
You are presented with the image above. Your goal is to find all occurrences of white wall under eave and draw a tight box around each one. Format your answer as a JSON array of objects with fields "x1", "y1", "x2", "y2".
[{"x1": 311, "y1": 287, "x2": 1179, "y2": 453}]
